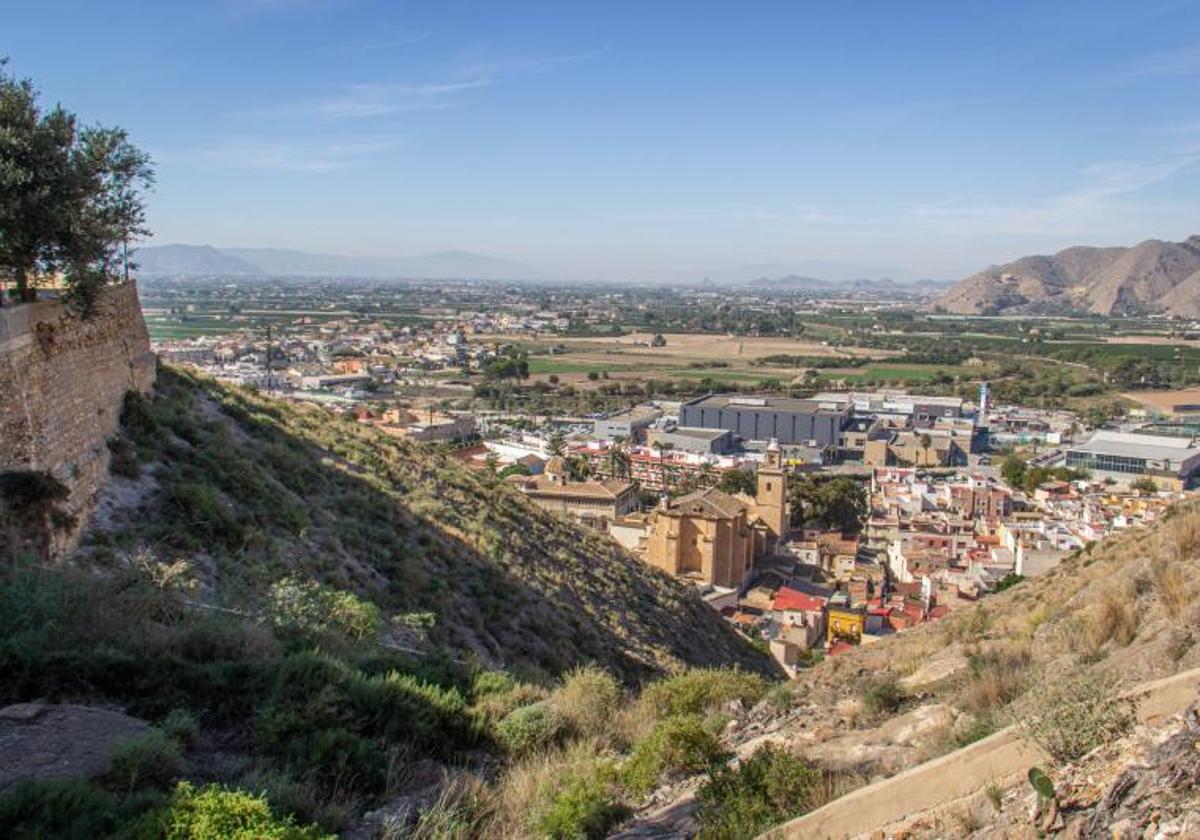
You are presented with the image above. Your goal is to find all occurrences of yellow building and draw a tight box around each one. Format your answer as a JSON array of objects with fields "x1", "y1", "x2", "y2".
[
  {"x1": 641, "y1": 439, "x2": 789, "y2": 588},
  {"x1": 827, "y1": 604, "x2": 865, "y2": 644}
]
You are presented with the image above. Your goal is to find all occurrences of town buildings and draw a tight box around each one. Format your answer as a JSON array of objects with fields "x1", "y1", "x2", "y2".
[
  {"x1": 507, "y1": 456, "x2": 638, "y2": 530},
  {"x1": 635, "y1": 440, "x2": 789, "y2": 589},
  {"x1": 1064, "y1": 430, "x2": 1200, "y2": 490}
]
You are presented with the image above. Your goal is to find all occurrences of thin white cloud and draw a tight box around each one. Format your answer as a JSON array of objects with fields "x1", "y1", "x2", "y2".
[
  {"x1": 196, "y1": 136, "x2": 402, "y2": 172},
  {"x1": 907, "y1": 154, "x2": 1200, "y2": 237},
  {"x1": 1126, "y1": 46, "x2": 1200, "y2": 78},
  {"x1": 323, "y1": 28, "x2": 433, "y2": 55},
  {"x1": 250, "y1": 74, "x2": 494, "y2": 121}
]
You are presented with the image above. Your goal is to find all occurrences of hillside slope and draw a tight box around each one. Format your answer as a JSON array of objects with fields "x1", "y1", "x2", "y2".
[
  {"x1": 85, "y1": 366, "x2": 771, "y2": 683},
  {"x1": 937, "y1": 235, "x2": 1200, "y2": 316},
  {"x1": 618, "y1": 500, "x2": 1200, "y2": 836}
]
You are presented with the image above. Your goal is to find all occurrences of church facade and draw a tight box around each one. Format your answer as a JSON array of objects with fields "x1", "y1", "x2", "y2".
[{"x1": 638, "y1": 440, "x2": 789, "y2": 589}]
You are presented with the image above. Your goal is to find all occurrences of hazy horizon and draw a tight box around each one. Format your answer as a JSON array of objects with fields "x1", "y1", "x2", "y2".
[{"x1": 7, "y1": 1, "x2": 1200, "y2": 281}]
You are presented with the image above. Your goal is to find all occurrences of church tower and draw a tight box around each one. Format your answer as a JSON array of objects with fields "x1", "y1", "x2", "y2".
[{"x1": 756, "y1": 438, "x2": 788, "y2": 538}]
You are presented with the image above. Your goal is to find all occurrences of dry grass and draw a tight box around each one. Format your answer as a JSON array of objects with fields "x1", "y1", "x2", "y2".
[
  {"x1": 1151, "y1": 556, "x2": 1192, "y2": 620},
  {"x1": 481, "y1": 739, "x2": 607, "y2": 838},
  {"x1": 959, "y1": 642, "x2": 1031, "y2": 717},
  {"x1": 1088, "y1": 586, "x2": 1139, "y2": 650},
  {"x1": 1171, "y1": 510, "x2": 1200, "y2": 563},
  {"x1": 548, "y1": 665, "x2": 623, "y2": 740}
]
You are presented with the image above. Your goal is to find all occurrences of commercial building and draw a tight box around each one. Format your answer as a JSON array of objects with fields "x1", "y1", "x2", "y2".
[
  {"x1": 644, "y1": 424, "x2": 734, "y2": 455},
  {"x1": 592, "y1": 404, "x2": 663, "y2": 443},
  {"x1": 680, "y1": 394, "x2": 852, "y2": 446},
  {"x1": 810, "y1": 391, "x2": 964, "y2": 424},
  {"x1": 1064, "y1": 430, "x2": 1200, "y2": 490}
]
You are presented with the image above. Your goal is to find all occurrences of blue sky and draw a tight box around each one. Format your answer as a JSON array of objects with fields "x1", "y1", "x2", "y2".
[{"x1": 6, "y1": 1, "x2": 1200, "y2": 279}]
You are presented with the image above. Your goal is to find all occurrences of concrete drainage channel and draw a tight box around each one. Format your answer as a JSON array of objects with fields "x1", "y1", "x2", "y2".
[{"x1": 761, "y1": 667, "x2": 1200, "y2": 839}]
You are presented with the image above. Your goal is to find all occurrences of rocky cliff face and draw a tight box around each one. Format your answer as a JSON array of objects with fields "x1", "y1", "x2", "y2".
[{"x1": 937, "y1": 235, "x2": 1200, "y2": 316}]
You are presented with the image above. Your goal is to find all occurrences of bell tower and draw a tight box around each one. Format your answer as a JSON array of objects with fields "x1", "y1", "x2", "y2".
[{"x1": 756, "y1": 438, "x2": 788, "y2": 538}]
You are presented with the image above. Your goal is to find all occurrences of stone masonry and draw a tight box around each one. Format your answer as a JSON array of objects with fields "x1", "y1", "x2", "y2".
[{"x1": 0, "y1": 282, "x2": 156, "y2": 555}]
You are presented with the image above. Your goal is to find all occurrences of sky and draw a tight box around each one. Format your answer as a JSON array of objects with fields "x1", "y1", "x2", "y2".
[{"x1": 5, "y1": 0, "x2": 1200, "y2": 281}]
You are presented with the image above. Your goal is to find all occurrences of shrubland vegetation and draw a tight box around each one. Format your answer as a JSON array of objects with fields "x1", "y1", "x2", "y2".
[{"x1": 0, "y1": 366, "x2": 803, "y2": 837}]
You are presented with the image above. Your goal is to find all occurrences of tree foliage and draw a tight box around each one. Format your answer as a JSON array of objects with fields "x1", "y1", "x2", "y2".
[
  {"x1": 788, "y1": 475, "x2": 867, "y2": 534},
  {"x1": 0, "y1": 61, "x2": 153, "y2": 310}
]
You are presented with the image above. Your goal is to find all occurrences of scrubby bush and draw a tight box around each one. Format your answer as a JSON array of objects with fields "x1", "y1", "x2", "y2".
[
  {"x1": 639, "y1": 668, "x2": 768, "y2": 718},
  {"x1": 140, "y1": 781, "x2": 329, "y2": 839},
  {"x1": 858, "y1": 674, "x2": 904, "y2": 719},
  {"x1": 496, "y1": 702, "x2": 562, "y2": 756},
  {"x1": 0, "y1": 779, "x2": 160, "y2": 840},
  {"x1": 161, "y1": 709, "x2": 199, "y2": 747},
  {"x1": 549, "y1": 665, "x2": 622, "y2": 738},
  {"x1": 1088, "y1": 587, "x2": 1138, "y2": 650},
  {"x1": 266, "y1": 576, "x2": 381, "y2": 645},
  {"x1": 622, "y1": 714, "x2": 727, "y2": 795},
  {"x1": 697, "y1": 744, "x2": 823, "y2": 839},
  {"x1": 959, "y1": 643, "x2": 1031, "y2": 717},
  {"x1": 1019, "y1": 668, "x2": 1137, "y2": 762},
  {"x1": 532, "y1": 762, "x2": 627, "y2": 840},
  {"x1": 106, "y1": 729, "x2": 183, "y2": 791}
]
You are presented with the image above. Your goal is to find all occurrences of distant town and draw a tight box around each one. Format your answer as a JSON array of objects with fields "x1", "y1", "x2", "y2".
[{"x1": 147, "y1": 274, "x2": 1200, "y2": 676}]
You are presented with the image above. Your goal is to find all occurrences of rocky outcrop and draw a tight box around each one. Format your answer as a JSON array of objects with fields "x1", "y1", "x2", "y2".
[{"x1": 0, "y1": 702, "x2": 150, "y2": 792}]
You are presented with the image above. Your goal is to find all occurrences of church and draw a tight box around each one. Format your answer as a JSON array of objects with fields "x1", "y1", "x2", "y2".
[{"x1": 634, "y1": 439, "x2": 789, "y2": 589}]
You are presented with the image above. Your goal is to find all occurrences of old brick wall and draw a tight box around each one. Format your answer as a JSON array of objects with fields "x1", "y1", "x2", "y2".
[{"x1": 0, "y1": 283, "x2": 156, "y2": 555}]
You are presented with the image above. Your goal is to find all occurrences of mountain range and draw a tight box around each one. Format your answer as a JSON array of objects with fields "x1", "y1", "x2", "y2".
[
  {"x1": 937, "y1": 234, "x2": 1200, "y2": 317},
  {"x1": 679, "y1": 259, "x2": 934, "y2": 287},
  {"x1": 134, "y1": 243, "x2": 543, "y2": 281}
]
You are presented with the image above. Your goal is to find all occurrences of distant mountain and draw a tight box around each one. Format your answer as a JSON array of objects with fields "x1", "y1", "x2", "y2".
[
  {"x1": 937, "y1": 235, "x2": 1200, "y2": 317},
  {"x1": 134, "y1": 244, "x2": 542, "y2": 281},
  {"x1": 684, "y1": 259, "x2": 930, "y2": 286},
  {"x1": 134, "y1": 244, "x2": 261, "y2": 276}
]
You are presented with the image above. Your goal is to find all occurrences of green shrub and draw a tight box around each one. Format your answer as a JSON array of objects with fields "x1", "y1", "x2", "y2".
[
  {"x1": 697, "y1": 744, "x2": 823, "y2": 839},
  {"x1": 472, "y1": 670, "x2": 518, "y2": 698},
  {"x1": 639, "y1": 669, "x2": 768, "y2": 718},
  {"x1": 266, "y1": 577, "x2": 381, "y2": 645},
  {"x1": 533, "y1": 762, "x2": 628, "y2": 840},
  {"x1": 139, "y1": 781, "x2": 330, "y2": 839},
  {"x1": 496, "y1": 702, "x2": 562, "y2": 755},
  {"x1": 623, "y1": 714, "x2": 727, "y2": 795},
  {"x1": 108, "y1": 437, "x2": 141, "y2": 479},
  {"x1": 0, "y1": 779, "x2": 160, "y2": 840},
  {"x1": 550, "y1": 665, "x2": 622, "y2": 738},
  {"x1": 1019, "y1": 668, "x2": 1137, "y2": 762},
  {"x1": 859, "y1": 675, "x2": 904, "y2": 718},
  {"x1": 106, "y1": 729, "x2": 183, "y2": 791},
  {"x1": 161, "y1": 709, "x2": 199, "y2": 747}
]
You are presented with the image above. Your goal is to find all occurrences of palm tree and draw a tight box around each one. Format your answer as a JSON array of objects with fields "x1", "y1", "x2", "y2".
[
  {"x1": 918, "y1": 433, "x2": 933, "y2": 466},
  {"x1": 698, "y1": 461, "x2": 716, "y2": 488},
  {"x1": 547, "y1": 429, "x2": 566, "y2": 458},
  {"x1": 609, "y1": 435, "x2": 628, "y2": 479},
  {"x1": 652, "y1": 441, "x2": 675, "y2": 492}
]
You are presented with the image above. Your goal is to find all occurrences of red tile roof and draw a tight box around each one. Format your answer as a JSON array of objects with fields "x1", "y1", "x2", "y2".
[{"x1": 772, "y1": 586, "x2": 827, "y2": 613}]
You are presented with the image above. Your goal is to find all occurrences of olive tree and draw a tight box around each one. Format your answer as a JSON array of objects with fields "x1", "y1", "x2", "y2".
[{"x1": 0, "y1": 61, "x2": 153, "y2": 312}]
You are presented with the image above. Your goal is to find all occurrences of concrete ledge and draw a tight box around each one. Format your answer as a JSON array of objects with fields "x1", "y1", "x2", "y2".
[{"x1": 764, "y1": 666, "x2": 1200, "y2": 839}]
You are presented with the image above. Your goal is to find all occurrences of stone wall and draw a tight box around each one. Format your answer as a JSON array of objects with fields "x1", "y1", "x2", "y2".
[{"x1": 0, "y1": 283, "x2": 156, "y2": 556}]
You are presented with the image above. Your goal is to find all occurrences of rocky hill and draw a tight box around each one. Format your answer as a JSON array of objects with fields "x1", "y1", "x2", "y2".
[
  {"x1": 0, "y1": 363, "x2": 778, "y2": 837},
  {"x1": 617, "y1": 499, "x2": 1200, "y2": 837},
  {"x1": 937, "y1": 234, "x2": 1200, "y2": 316},
  {"x1": 81, "y1": 366, "x2": 770, "y2": 684}
]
